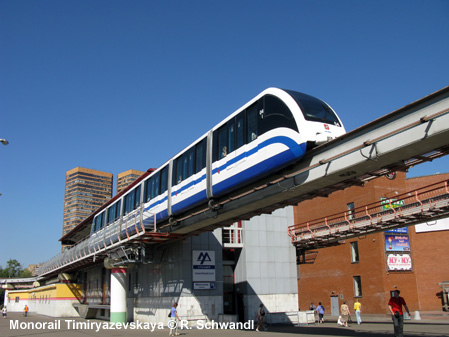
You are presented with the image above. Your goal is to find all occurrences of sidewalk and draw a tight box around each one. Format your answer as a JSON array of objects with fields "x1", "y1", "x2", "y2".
[{"x1": 1, "y1": 312, "x2": 449, "y2": 337}]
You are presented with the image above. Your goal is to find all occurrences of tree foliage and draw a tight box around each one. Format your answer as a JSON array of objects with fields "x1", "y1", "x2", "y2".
[{"x1": 0, "y1": 259, "x2": 32, "y2": 278}]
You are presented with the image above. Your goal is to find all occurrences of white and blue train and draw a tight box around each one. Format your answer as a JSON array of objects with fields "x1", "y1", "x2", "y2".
[{"x1": 89, "y1": 88, "x2": 345, "y2": 248}]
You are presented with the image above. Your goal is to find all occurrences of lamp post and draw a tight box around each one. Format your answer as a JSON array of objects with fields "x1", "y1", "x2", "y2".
[{"x1": 0, "y1": 139, "x2": 9, "y2": 145}]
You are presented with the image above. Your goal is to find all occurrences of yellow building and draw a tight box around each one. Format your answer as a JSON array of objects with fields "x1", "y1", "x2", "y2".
[{"x1": 5, "y1": 283, "x2": 83, "y2": 317}]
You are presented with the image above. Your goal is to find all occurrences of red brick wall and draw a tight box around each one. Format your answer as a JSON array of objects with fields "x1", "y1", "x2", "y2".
[{"x1": 294, "y1": 172, "x2": 449, "y2": 313}]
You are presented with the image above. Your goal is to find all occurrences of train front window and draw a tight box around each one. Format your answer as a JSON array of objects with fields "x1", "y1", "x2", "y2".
[
  {"x1": 259, "y1": 95, "x2": 299, "y2": 134},
  {"x1": 285, "y1": 90, "x2": 341, "y2": 126}
]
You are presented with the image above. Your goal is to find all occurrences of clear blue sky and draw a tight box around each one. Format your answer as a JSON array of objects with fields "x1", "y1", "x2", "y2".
[{"x1": 1, "y1": 0, "x2": 448, "y2": 269}]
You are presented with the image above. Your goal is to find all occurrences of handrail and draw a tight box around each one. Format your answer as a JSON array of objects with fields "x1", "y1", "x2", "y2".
[
  {"x1": 289, "y1": 179, "x2": 449, "y2": 243},
  {"x1": 37, "y1": 207, "x2": 159, "y2": 276}
]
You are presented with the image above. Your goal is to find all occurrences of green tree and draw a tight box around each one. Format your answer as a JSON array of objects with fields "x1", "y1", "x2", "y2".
[{"x1": 0, "y1": 259, "x2": 32, "y2": 278}]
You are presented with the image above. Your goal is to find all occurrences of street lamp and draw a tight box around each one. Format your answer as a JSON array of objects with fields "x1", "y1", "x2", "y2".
[{"x1": 0, "y1": 139, "x2": 9, "y2": 145}]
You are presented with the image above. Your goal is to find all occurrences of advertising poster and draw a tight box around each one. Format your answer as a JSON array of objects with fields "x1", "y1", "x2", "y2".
[
  {"x1": 385, "y1": 234, "x2": 410, "y2": 251},
  {"x1": 387, "y1": 254, "x2": 412, "y2": 271},
  {"x1": 380, "y1": 197, "x2": 405, "y2": 210}
]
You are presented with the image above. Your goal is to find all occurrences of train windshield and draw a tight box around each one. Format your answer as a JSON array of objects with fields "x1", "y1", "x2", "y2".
[{"x1": 285, "y1": 90, "x2": 342, "y2": 127}]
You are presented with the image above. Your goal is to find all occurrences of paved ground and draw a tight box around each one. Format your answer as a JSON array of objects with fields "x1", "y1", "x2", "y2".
[{"x1": 1, "y1": 313, "x2": 449, "y2": 337}]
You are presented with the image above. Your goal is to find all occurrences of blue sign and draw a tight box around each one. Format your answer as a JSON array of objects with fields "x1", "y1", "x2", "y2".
[{"x1": 385, "y1": 227, "x2": 409, "y2": 234}]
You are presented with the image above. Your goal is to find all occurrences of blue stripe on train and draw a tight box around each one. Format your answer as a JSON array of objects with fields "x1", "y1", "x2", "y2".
[{"x1": 146, "y1": 138, "x2": 307, "y2": 219}]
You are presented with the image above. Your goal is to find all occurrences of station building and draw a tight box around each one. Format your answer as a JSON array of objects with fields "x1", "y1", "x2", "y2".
[
  {"x1": 3, "y1": 207, "x2": 300, "y2": 324},
  {"x1": 293, "y1": 171, "x2": 449, "y2": 316}
]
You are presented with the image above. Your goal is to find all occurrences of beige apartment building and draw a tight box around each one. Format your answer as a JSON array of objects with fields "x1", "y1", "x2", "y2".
[
  {"x1": 116, "y1": 169, "x2": 145, "y2": 193},
  {"x1": 62, "y1": 167, "x2": 113, "y2": 237}
]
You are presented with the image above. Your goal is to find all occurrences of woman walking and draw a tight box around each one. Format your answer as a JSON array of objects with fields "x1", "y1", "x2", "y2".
[{"x1": 340, "y1": 301, "x2": 350, "y2": 327}]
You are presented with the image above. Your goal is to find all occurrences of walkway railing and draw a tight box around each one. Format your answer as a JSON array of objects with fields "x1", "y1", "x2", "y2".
[
  {"x1": 222, "y1": 226, "x2": 243, "y2": 248},
  {"x1": 288, "y1": 179, "x2": 449, "y2": 249},
  {"x1": 37, "y1": 205, "x2": 160, "y2": 276}
]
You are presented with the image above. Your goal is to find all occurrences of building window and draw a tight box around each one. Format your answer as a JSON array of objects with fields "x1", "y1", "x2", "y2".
[
  {"x1": 351, "y1": 242, "x2": 359, "y2": 263},
  {"x1": 353, "y1": 276, "x2": 362, "y2": 297},
  {"x1": 347, "y1": 202, "x2": 355, "y2": 219}
]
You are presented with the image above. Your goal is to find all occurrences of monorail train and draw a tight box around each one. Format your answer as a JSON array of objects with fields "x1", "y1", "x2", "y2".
[{"x1": 89, "y1": 88, "x2": 346, "y2": 249}]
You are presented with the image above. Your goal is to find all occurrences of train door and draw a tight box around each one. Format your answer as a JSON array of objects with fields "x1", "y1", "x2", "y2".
[
  {"x1": 245, "y1": 99, "x2": 264, "y2": 178},
  {"x1": 233, "y1": 111, "x2": 247, "y2": 181}
]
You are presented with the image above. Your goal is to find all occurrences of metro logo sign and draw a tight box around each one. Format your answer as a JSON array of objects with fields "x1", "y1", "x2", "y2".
[
  {"x1": 197, "y1": 252, "x2": 212, "y2": 265},
  {"x1": 192, "y1": 250, "x2": 215, "y2": 287},
  {"x1": 387, "y1": 254, "x2": 412, "y2": 271}
]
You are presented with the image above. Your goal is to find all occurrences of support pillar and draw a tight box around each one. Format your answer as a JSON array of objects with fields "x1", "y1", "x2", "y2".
[{"x1": 110, "y1": 267, "x2": 127, "y2": 324}]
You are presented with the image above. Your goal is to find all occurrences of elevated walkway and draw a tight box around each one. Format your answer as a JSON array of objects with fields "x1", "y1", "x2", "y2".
[{"x1": 288, "y1": 179, "x2": 449, "y2": 250}]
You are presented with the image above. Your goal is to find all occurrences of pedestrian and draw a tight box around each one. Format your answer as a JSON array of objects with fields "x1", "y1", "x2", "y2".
[
  {"x1": 24, "y1": 305, "x2": 29, "y2": 317},
  {"x1": 1, "y1": 306, "x2": 6, "y2": 318},
  {"x1": 316, "y1": 302, "x2": 325, "y2": 323},
  {"x1": 339, "y1": 301, "x2": 350, "y2": 327},
  {"x1": 256, "y1": 303, "x2": 267, "y2": 332},
  {"x1": 388, "y1": 290, "x2": 410, "y2": 337},
  {"x1": 354, "y1": 299, "x2": 362, "y2": 324},
  {"x1": 310, "y1": 302, "x2": 318, "y2": 323},
  {"x1": 168, "y1": 302, "x2": 180, "y2": 336}
]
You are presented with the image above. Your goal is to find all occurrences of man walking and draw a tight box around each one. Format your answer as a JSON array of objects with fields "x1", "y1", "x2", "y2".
[{"x1": 388, "y1": 290, "x2": 410, "y2": 337}]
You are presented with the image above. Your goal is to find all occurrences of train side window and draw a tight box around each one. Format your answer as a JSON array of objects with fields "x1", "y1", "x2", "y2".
[
  {"x1": 260, "y1": 95, "x2": 298, "y2": 134},
  {"x1": 182, "y1": 153, "x2": 188, "y2": 180},
  {"x1": 125, "y1": 190, "x2": 135, "y2": 214},
  {"x1": 160, "y1": 166, "x2": 168, "y2": 193},
  {"x1": 107, "y1": 204, "x2": 116, "y2": 225},
  {"x1": 175, "y1": 157, "x2": 183, "y2": 184},
  {"x1": 236, "y1": 112, "x2": 245, "y2": 149},
  {"x1": 218, "y1": 124, "x2": 228, "y2": 159},
  {"x1": 95, "y1": 212, "x2": 104, "y2": 232},
  {"x1": 134, "y1": 185, "x2": 141, "y2": 209},
  {"x1": 144, "y1": 179, "x2": 149, "y2": 202},
  {"x1": 145, "y1": 176, "x2": 153, "y2": 201},
  {"x1": 195, "y1": 139, "x2": 207, "y2": 173},
  {"x1": 212, "y1": 130, "x2": 219, "y2": 162},
  {"x1": 116, "y1": 200, "x2": 121, "y2": 219},
  {"x1": 153, "y1": 173, "x2": 160, "y2": 199},
  {"x1": 228, "y1": 119, "x2": 235, "y2": 154},
  {"x1": 147, "y1": 173, "x2": 160, "y2": 199},
  {"x1": 247, "y1": 103, "x2": 258, "y2": 143},
  {"x1": 187, "y1": 147, "x2": 195, "y2": 178}
]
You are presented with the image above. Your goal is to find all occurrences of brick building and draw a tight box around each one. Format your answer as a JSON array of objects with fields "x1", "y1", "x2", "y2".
[{"x1": 293, "y1": 172, "x2": 449, "y2": 315}]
